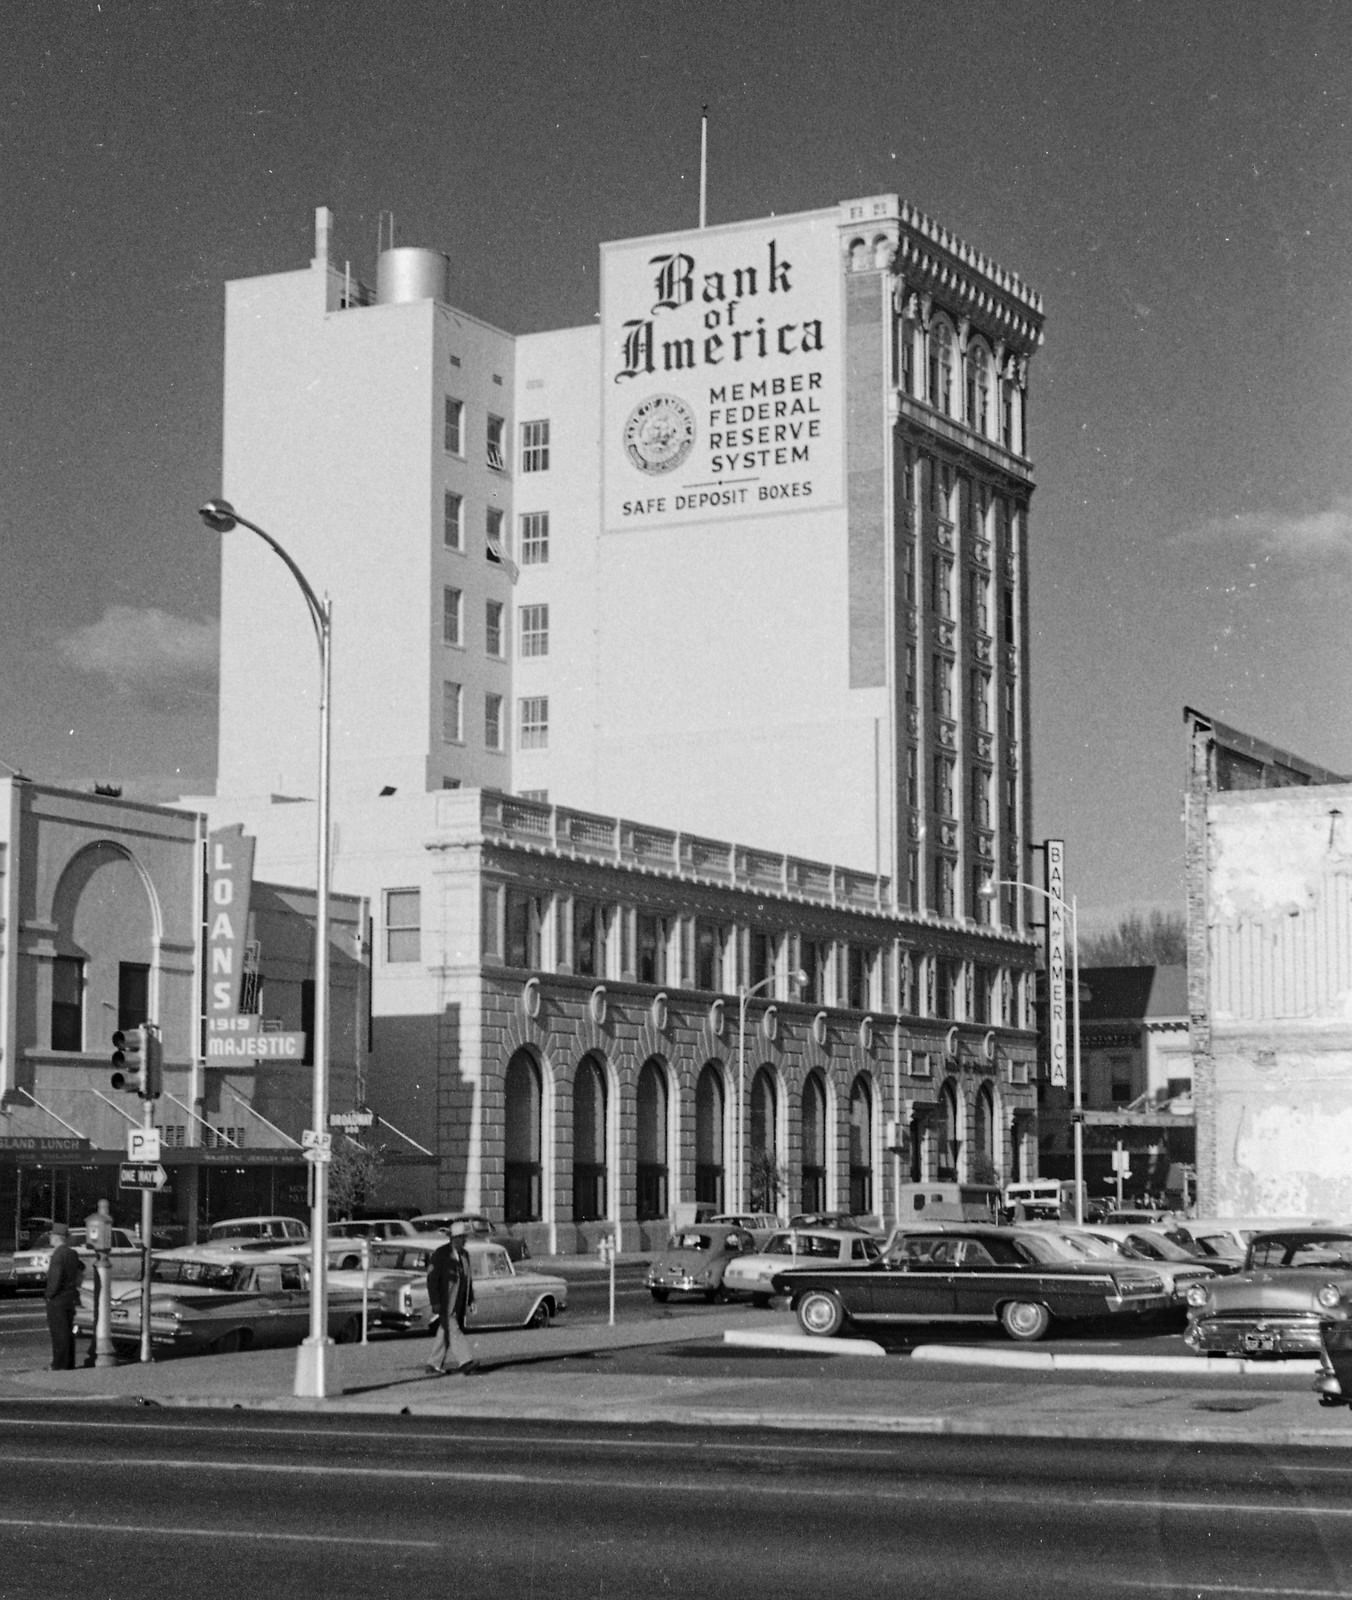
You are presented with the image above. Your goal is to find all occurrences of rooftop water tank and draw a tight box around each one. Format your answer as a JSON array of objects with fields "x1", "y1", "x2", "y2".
[{"x1": 376, "y1": 247, "x2": 451, "y2": 306}]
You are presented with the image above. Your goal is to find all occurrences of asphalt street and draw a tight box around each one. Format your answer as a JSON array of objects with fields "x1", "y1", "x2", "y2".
[{"x1": 4, "y1": 1406, "x2": 1352, "y2": 1600}]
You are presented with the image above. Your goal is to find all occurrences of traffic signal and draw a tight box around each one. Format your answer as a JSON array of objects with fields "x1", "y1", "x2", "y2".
[
  {"x1": 142, "y1": 1025, "x2": 163, "y2": 1100},
  {"x1": 110, "y1": 1026, "x2": 145, "y2": 1093}
]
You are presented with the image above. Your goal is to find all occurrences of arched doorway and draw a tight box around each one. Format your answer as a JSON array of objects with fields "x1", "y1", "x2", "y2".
[
  {"x1": 800, "y1": 1072, "x2": 827, "y2": 1215},
  {"x1": 504, "y1": 1049, "x2": 543, "y2": 1223},
  {"x1": 695, "y1": 1062, "x2": 725, "y2": 1209},
  {"x1": 635, "y1": 1057, "x2": 669, "y2": 1222},
  {"x1": 849, "y1": 1075, "x2": 873, "y2": 1216},
  {"x1": 749, "y1": 1067, "x2": 779, "y2": 1213},
  {"x1": 572, "y1": 1054, "x2": 607, "y2": 1222}
]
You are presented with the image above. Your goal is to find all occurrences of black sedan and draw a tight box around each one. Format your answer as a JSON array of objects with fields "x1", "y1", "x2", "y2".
[{"x1": 771, "y1": 1224, "x2": 1172, "y2": 1342}]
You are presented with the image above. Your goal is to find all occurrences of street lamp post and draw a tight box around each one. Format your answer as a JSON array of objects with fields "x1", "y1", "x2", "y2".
[
  {"x1": 198, "y1": 498, "x2": 337, "y2": 1398},
  {"x1": 982, "y1": 876, "x2": 1083, "y2": 1225},
  {"x1": 736, "y1": 968, "x2": 807, "y2": 1213}
]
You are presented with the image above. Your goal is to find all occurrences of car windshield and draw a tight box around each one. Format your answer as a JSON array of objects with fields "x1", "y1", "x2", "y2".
[
  {"x1": 1057, "y1": 1234, "x2": 1118, "y2": 1259},
  {"x1": 1248, "y1": 1233, "x2": 1352, "y2": 1270},
  {"x1": 1121, "y1": 1233, "x2": 1196, "y2": 1262},
  {"x1": 1189, "y1": 1234, "x2": 1245, "y2": 1260},
  {"x1": 1028, "y1": 1233, "x2": 1091, "y2": 1261},
  {"x1": 1010, "y1": 1233, "x2": 1074, "y2": 1265}
]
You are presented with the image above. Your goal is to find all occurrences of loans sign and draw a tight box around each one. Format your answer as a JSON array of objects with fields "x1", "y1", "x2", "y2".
[
  {"x1": 206, "y1": 825, "x2": 255, "y2": 1023},
  {"x1": 601, "y1": 209, "x2": 844, "y2": 531}
]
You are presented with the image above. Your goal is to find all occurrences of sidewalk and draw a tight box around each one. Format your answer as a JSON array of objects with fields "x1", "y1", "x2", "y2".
[{"x1": 7, "y1": 1303, "x2": 1352, "y2": 1449}]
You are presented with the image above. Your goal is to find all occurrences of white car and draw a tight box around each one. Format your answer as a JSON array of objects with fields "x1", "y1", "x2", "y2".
[
  {"x1": 708, "y1": 1212, "x2": 782, "y2": 1247},
  {"x1": 721, "y1": 1228, "x2": 882, "y2": 1306},
  {"x1": 205, "y1": 1215, "x2": 310, "y2": 1249},
  {"x1": 367, "y1": 1239, "x2": 568, "y2": 1331},
  {"x1": 1, "y1": 1226, "x2": 142, "y2": 1295},
  {"x1": 1052, "y1": 1226, "x2": 1218, "y2": 1304}
]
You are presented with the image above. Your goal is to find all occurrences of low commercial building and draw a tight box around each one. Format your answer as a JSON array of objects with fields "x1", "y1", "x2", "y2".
[
  {"x1": 0, "y1": 778, "x2": 368, "y2": 1245},
  {"x1": 1185, "y1": 708, "x2": 1352, "y2": 1217}
]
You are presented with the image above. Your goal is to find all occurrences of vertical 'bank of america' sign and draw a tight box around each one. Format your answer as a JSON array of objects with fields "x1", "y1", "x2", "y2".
[{"x1": 601, "y1": 211, "x2": 844, "y2": 531}]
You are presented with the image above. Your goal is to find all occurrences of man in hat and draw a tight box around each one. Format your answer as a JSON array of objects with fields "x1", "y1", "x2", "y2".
[
  {"x1": 43, "y1": 1223, "x2": 84, "y2": 1370},
  {"x1": 425, "y1": 1220, "x2": 478, "y2": 1375}
]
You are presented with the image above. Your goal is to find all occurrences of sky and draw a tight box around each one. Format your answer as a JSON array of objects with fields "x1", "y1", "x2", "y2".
[{"x1": 5, "y1": 0, "x2": 1352, "y2": 936}]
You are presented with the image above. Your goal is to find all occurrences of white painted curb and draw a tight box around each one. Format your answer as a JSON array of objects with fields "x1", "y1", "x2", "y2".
[
  {"x1": 909, "y1": 1344, "x2": 1321, "y2": 1377},
  {"x1": 724, "y1": 1329, "x2": 887, "y2": 1357}
]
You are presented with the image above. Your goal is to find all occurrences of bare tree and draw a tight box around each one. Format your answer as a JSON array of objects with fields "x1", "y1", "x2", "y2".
[
  {"x1": 327, "y1": 1137, "x2": 385, "y2": 1220},
  {"x1": 1080, "y1": 909, "x2": 1186, "y2": 968}
]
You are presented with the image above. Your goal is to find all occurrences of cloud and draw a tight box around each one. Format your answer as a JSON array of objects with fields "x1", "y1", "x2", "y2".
[
  {"x1": 56, "y1": 605, "x2": 218, "y2": 709},
  {"x1": 1180, "y1": 499, "x2": 1352, "y2": 563}
]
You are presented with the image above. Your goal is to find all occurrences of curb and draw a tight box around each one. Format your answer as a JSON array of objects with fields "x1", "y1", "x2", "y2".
[
  {"x1": 909, "y1": 1344, "x2": 1323, "y2": 1377},
  {"x1": 723, "y1": 1329, "x2": 887, "y2": 1357}
]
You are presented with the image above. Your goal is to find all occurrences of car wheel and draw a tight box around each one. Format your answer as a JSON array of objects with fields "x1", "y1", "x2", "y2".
[
  {"x1": 334, "y1": 1315, "x2": 362, "y2": 1345},
  {"x1": 650, "y1": 1288, "x2": 670, "y2": 1303},
  {"x1": 527, "y1": 1300, "x2": 552, "y2": 1330},
  {"x1": 1000, "y1": 1300, "x2": 1052, "y2": 1342},
  {"x1": 340, "y1": 1254, "x2": 361, "y2": 1270},
  {"x1": 212, "y1": 1329, "x2": 243, "y2": 1355},
  {"x1": 796, "y1": 1290, "x2": 846, "y2": 1338},
  {"x1": 703, "y1": 1287, "x2": 718, "y2": 1303}
]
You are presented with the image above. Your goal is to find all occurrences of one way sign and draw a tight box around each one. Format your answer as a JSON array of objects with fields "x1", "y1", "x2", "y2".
[{"x1": 119, "y1": 1162, "x2": 169, "y2": 1192}]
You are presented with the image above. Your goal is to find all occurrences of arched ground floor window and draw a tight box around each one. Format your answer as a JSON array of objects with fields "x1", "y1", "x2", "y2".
[
  {"x1": 635, "y1": 1057, "x2": 668, "y2": 1221},
  {"x1": 800, "y1": 1071, "x2": 827, "y2": 1214},
  {"x1": 695, "y1": 1062, "x2": 725, "y2": 1210},
  {"x1": 849, "y1": 1075, "x2": 872, "y2": 1215},
  {"x1": 505, "y1": 1048, "x2": 543, "y2": 1223},
  {"x1": 572, "y1": 1054, "x2": 607, "y2": 1222}
]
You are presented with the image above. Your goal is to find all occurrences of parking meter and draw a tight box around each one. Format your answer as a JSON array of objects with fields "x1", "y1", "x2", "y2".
[{"x1": 85, "y1": 1200, "x2": 117, "y2": 1367}]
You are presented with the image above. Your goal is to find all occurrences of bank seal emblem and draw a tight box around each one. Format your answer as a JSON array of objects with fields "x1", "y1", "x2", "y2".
[{"x1": 623, "y1": 393, "x2": 695, "y2": 475}]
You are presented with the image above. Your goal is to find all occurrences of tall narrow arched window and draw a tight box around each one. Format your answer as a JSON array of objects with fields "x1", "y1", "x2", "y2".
[
  {"x1": 636, "y1": 1057, "x2": 669, "y2": 1222},
  {"x1": 572, "y1": 1054, "x2": 607, "y2": 1222},
  {"x1": 749, "y1": 1067, "x2": 779, "y2": 1213},
  {"x1": 938, "y1": 1079, "x2": 961, "y2": 1182},
  {"x1": 695, "y1": 1063, "x2": 725, "y2": 1209},
  {"x1": 929, "y1": 319, "x2": 954, "y2": 415},
  {"x1": 972, "y1": 1081, "x2": 998, "y2": 1187},
  {"x1": 800, "y1": 1072, "x2": 828, "y2": 1214},
  {"x1": 504, "y1": 1049, "x2": 543, "y2": 1223},
  {"x1": 849, "y1": 1076, "x2": 873, "y2": 1216},
  {"x1": 966, "y1": 341, "x2": 990, "y2": 436}
]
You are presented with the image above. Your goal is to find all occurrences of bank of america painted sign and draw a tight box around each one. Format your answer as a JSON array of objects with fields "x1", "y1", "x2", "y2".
[{"x1": 602, "y1": 209, "x2": 844, "y2": 530}]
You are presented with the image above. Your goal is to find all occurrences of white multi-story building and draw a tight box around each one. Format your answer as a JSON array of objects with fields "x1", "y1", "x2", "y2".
[
  {"x1": 216, "y1": 196, "x2": 1042, "y2": 919},
  {"x1": 200, "y1": 195, "x2": 1048, "y2": 1238}
]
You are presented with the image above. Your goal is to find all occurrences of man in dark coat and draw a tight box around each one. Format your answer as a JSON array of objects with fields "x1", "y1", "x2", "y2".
[
  {"x1": 425, "y1": 1220, "x2": 477, "y2": 1375},
  {"x1": 44, "y1": 1223, "x2": 84, "y2": 1370}
]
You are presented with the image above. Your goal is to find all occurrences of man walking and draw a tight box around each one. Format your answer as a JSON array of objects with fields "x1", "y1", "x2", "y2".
[
  {"x1": 44, "y1": 1223, "x2": 84, "y2": 1370},
  {"x1": 425, "y1": 1219, "x2": 477, "y2": 1375}
]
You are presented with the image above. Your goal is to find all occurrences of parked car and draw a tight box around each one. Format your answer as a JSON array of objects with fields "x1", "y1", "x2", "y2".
[
  {"x1": 646, "y1": 1224, "x2": 757, "y2": 1302},
  {"x1": 331, "y1": 1218, "x2": 428, "y2": 1242},
  {"x1": 367, "y1": 1239, "x2": 568, "y2": 1331},
  {"x1": 409, "y1": 1212, "x2": 530, "y2": 1261},
  {"x1": 1063, "y1": 1222, "x2": 1232, "y2": 1279},
  {"x1": 1, "y1": 1225, "x2": 142, "y2": 1295},
  {"x1": 788, "y1": 1211, "x2": 886, "y2": 1236},
  {"x1": 80, "y1": 1247, "x2": 369, "y2": 1357},
  {"x1": 1185, "y1": 1227, "x2": 1352, "y2": 1359},
  {"x1": 204, "y1": 1215, "x2": 309, "y2": 1249},
  {"x1": 1039, "y1": 1227, "x2": 1217, "y2": 1307},
  {"x1": 722, "y1": 1228, "x2": 882, "y2": 1306},
  {"x1": 328, "y1": 1219, "x2": 443, "y2": 1267},
  {"x1": 1175, "y1": 1218, "x2": 1331, "y2": 1268},
  {"x1": 772, "y1": 1224, "x2": 1171, "y2": 1342},
  {"x1": 709, "y1": 1212, "x2": 781, "y2": 1246}
]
